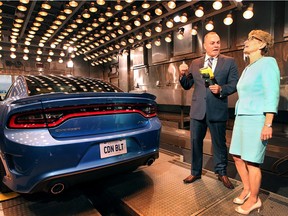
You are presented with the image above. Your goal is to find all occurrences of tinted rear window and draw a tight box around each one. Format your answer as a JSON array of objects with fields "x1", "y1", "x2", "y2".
[{"x1": 25, "y1": 75, "x2": 123, "y2": 96}]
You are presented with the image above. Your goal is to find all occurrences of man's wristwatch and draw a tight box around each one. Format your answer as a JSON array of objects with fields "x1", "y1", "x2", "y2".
[{"x1": 264, "y1": 123, "x2": 272, "y2": 128}]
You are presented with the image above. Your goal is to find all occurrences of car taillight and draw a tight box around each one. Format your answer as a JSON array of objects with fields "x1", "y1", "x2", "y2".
[{"x1": 8, "y1": 103, "x2": 157, "y2": 129}]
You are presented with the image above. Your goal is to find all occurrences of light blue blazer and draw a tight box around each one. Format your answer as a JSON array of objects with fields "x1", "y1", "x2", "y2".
[{"x1": 235, "y1": 57, "x2": 280, "y2": 115}]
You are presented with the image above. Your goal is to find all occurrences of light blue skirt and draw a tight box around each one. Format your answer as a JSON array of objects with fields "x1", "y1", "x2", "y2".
[{"x1": 229, "y1": 115, "x2": 268, "y2": 164}]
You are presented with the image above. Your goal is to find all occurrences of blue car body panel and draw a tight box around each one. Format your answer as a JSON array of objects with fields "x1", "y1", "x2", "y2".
[{"x1": 0, "y1": 75, "x2": 161, "y2": 193}]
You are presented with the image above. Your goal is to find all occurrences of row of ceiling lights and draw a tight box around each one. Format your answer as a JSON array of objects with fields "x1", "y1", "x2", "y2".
[
  {"x1": 86, "y1": 1, "x2": 255, "y2": 65},
  {"x1": 0, "y1": 0, "x2": 254, "y2": 66}
]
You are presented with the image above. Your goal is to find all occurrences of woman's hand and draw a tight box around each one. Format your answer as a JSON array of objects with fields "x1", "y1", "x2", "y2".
[{"x1": 261, "y1": 126, "x2": 273, "y2": 141}]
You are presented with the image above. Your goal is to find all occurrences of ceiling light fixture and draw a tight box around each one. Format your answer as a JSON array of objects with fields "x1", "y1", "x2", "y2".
[
  {"x1": 57, "y1": 11, "x2": 67, "y2": 20},
  {"x1": 195, "y1": 6, "x2": 204, "y2": 17},
  {"x1": 168, "y1": 0, "x2": 176, "y2": 10},
  {"x1": 76, "y1": 15, "x2": 83, "y2": 23},
  {"x1": 49, "y1": 50, "x2": 54, "y2": 56},
  {"x1": 92, "y1": 19, "x2": 99, "y2": 28},
  {"x1": 23, "y1": 54, "x2": 29, "y2": 60},
  {"x1": 121, "y1": 12, "x2": 129, "y2": 21},
  {"x1": 105, "y1": 7, "x2": 113, "y2": 17},
  {"x1": 10, "y1": 52, "x2": 16, "y2": 59},
  {"x1": 145, "y1": 29, "x2": 152, "y2": 37},
  {"x1": 120, "y1": 40, "x2": 127, "y2": 46},
  {"x1": 177, "y1": 27, "x2": 185, "y2": 40},
  {"x1": 134, "y1": 18, "x2": 141, "y2": 26},
  {"x1": 115, "y1": 0, "x2": 123, "y2": 11},
  {"x1": 155, "y1": 6, "x2": 163, "y2": 16},
  {"x1": 180, "y1": 13, "x2": 188, "y2": 23},
  {"x1": 224, "y1": 12, "x2": 233, "y2": 25},
  {"x1": 35, "y1": 16, "x2": 44, "y2": 22},
  {"x1": 191, "y1": 25, "x2": 198, "y2": 35},
  {"x1": 213, "y1": 0, "x2": 222, "y2": 10},
  {"x1": 100, "y1": 26, "x2": 106, "y2": 34},
  {"x1": 10, "y1": 45, "x2": 16, "y2": 52},
  {"x1": 64, "y1": 4, "x2": 72, "y2": 14},
  {"x1": 128, "y1": 37, "x2": 135, "y2": 44},
  {"x1": 145, "y1": 41, "x2": 152, "y2": 49},
  {"x1": 39, "y1": 9, "x2": 48, "y2": 16},
  {"x1": 243, "y1": 3, "x2": 254, "y2": 19},
  {"x1": 15, "y1": 18, "x2": 24, "y2": 23},
  {"x1": 23, "y1": 47, "x2": 29, "y2": 53},
  {"x1": 113, "y1": 17, "x2": 120, "y2": 26},
  {"x1": 42, "y1": 1, "x2": 51, "y2": 10},
  {"x1": 166, "y1": 19, "x2": 174, "y2": 28},
  {"x1": 154, "y1": 37, "x2": 161, "y2": 46},
  {"x1": 143, "y1": 12, "x2": 151, "y2": 21},
  {"x1": 125, "y1": 24, "x2": 132, "y2": 31},
  {"x1": 69, "y1": 1, "x2": 78, "y2": 7},
  {"x1": 173, "y1": 15, "x2": 180, "y2": 23},
  {"x1": 89, "y1": 2, "x2": 98, "y2": 13},
  {"x1": 13, "y1": 22, "x2": 22, "y2": 28},
  {"x1": 142, "y1": 0, "x2": 150, "y2": 9},
  {"x1": 165, "y1": 34, "x2": 172, "y2": 43},
  {"x1": 131, "y1": 6, "x2": 138, "y2": 16},
  {"x1": 136, "y1": 32, "x2": 143, "y2": 40},
  {"x1": 37, "y1": 49, "x2": 43, "y2": 55},
  {"x1": 106, "y1": 22, "x2": 113, "y2": 30},
  {"x1": 111, "y1": 32, "x2": 117, "y2": 38},
  {"x1": 17, "y1": 3, "x2": 27, "y2": 12},
  {"x1": 67, "y1": 59, "x2": 74, "y2": 68},
  {"x1": 155, "y1": 23, "x2": 162, "y2": 33},
  {"x1": 98, "y1": 13, "x2": 106, "y2": 22},
  {"x1": 20, "y1": 0, "x2": 29, "y2": 4},
  {"x1": 205, "y1": 20, "x2": 214, "y2": 31},
  {"x1": 96, "y1": 0, "x2": 105, "y2": 6},
  {"x1": 117, "y1": 27, "x2": 124, "y2": 35},
  {"x1": 82, "y1": 9, "x2": 90, "y2": 19}
]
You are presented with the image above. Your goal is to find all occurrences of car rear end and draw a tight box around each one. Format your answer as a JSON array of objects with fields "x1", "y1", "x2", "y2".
[{"x1": 0, "y1": 75, "x2": 161, "y2": 194}]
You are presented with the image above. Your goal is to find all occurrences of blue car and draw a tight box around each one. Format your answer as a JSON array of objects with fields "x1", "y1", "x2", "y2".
[{"x1": 0, "y1": 75, "x2": 161, "y2": 194}]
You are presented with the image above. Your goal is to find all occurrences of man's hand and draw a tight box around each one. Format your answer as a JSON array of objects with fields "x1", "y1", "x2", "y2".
[
  {"x1": 180, "y1": 69, "x2": 188, "y2": 76},
  {"x1": 179, "y1": 63, "x2": 188, "y2": 76},
  {"x1": 209, "y1": 84, "x2": 221, "y2": 94}
]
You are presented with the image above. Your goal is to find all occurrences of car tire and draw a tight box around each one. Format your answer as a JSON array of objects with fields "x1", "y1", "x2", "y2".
[{"x1": 0, "y1": 161, "x2": 12, "y2": 193}]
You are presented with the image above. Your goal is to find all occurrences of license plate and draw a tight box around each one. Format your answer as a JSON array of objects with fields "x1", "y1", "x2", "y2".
[{"x1": 100, "y1": 139, "x2": 127, "y2": 159}]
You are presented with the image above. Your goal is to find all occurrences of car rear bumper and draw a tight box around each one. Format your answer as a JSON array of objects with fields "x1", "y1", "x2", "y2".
[{"x1": 28, "y1": 151, "x2": 159, "y2": 194}]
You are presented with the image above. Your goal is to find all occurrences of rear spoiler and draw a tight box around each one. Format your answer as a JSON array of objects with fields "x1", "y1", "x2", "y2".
[{"x1": 11, "y1": 92, "x2": 157, "y2": 104}]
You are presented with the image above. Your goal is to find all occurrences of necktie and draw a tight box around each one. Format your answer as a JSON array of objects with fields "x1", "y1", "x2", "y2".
[{"x1": 208, "y1": 57, "x2": 213, "y2": 69}]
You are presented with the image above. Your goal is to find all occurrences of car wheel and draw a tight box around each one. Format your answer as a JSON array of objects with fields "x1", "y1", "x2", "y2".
[{"x1": 0, "y1": 161, "x2": 12, "y2": 193}]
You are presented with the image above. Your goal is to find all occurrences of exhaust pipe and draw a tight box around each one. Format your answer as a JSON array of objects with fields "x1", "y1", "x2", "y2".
[
  {"x1": 146, "y1": 157, "x2": 155, "y2": 166},
  {"x1": 50, "y1": 182, "x2": 65, "y2": 195}
]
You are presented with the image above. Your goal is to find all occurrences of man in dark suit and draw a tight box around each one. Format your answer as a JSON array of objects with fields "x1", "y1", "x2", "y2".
[{"x1": 179, "y1": 32, "x2": 238, "y2": 189}]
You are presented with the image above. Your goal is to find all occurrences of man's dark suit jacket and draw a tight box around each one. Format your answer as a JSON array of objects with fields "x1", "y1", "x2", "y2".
[{"x1": 180, "y1": 54, "x2": 239, "y2": 122}]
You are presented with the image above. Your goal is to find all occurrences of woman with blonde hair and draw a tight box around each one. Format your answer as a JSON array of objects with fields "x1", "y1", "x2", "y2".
[{"x1": 229, "y1": 29, "x2": 280, "y2": 215}]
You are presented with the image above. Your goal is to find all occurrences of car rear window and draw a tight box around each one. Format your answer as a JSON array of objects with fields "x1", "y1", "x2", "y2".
[{"x1": 25, "y1": 75, "x2": 123, "y2": 96}]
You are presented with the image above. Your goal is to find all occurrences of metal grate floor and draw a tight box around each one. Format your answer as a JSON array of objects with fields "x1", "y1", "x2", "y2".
[{"x1": 0, "y1": 150, "x2": 287, "y2": 216}]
